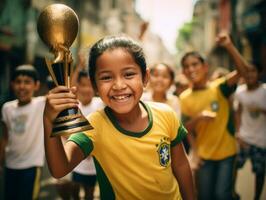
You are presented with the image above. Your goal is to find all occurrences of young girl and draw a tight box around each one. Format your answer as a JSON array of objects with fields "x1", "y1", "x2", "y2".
[
  {"x1": 143, "y1": 63, "x2": 181, "y2": 118},
  {"x1": 43, "y1": 35, "x2": 195, "y2": 200}
]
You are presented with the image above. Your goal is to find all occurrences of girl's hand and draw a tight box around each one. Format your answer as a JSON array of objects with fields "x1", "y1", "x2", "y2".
[
  {"x1": 216, "y1": 31, "x2": 232, "y2": 48},
  {"x1": 199, "y1": 110, "x2": 216, "y2": 122},
  {"x1": 44, "y1": 86, "x2": 79, "y2": 123}
]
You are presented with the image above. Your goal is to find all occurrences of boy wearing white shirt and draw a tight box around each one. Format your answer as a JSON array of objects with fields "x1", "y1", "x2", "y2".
[
  {"x1": 234, "y1": 65, "x2": 266, "y2": 200},
  {"x1": 0, "y1": 65, "x2": 45, "y2": 200}
]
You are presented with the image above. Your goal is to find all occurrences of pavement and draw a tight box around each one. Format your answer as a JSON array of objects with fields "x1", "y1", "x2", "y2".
[
  {"x1": 0, "y1": 159, "x2": 265, "y2": 200},
  {"x1": 38, "y1": 159, "x2": 265, "y2": 200},
  {"x1": 39, "y1": 161, "x2": 100, "y2": 199},
  {"x1": 235, "y1": 160, "x2": 266, "y2": 200}
]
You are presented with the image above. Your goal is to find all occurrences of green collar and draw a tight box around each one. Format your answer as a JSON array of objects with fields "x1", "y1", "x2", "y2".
[{"x1": 104, "y1": 101, "x2": 153, "y2": 138}]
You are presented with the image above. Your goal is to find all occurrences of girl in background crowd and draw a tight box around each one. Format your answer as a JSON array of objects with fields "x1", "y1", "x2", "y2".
[{"x1": 142, "y1": 63, "x2": 181, "y2": 118}]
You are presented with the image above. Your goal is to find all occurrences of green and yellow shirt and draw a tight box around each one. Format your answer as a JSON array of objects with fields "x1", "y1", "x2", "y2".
[
  {"x1": 69, "y1": 101, "x2": 187, "y2": 200},
  {"x1": 180, "y1": 77, "x2": 237, "y2": 160}
]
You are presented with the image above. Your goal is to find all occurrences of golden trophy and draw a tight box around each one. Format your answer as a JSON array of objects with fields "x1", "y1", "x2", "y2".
[{"x1": 37, "y1": 4, "x2": 93, "y2": 137}]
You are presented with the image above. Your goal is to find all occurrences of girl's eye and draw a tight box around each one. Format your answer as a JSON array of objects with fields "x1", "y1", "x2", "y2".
[
  {"x1": 99, "y1": 75, "x2": 112, "y2": 81},
  {"x1": 125, "y1": 72, "x2": 136, "y2": 78}
]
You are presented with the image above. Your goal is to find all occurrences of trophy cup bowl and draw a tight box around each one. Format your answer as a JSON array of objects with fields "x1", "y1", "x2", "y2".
[{"x1": 37, "y1": 4, "x2": 93, "y2": 137}]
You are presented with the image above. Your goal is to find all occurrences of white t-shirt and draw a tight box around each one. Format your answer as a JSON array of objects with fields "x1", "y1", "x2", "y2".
[
  {"x1": 141, "y1": 92, "x2": 181, "y2": 118},
  {"x1": 234, "y1": 84, "x2": 266, "y2": 148},
  {"x1": 1, "y1": 96, "x2": 46, "y2": 169},
  {"x1": 73, "y1": 97, "x2": 104, "y2": 175}
]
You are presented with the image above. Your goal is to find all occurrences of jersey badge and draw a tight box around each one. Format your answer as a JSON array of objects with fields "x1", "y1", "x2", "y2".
[
  {"x1": 156, "y1": 138, "x2": 170, "y2": 167},
  {"x1": 211, "y1": 101, "x2": 219, "y2": 112}
]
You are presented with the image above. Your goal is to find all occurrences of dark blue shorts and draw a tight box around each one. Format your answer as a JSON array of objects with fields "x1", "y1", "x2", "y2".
[
  {"x1": 4, "y1": 166, "x2": 41, "y2": 200},
  {"x1": 236, "y1": 145, "x2": 266, "y2": 174},
  {"x1": 72, "y1": 172, "x2": 97, "y2": 187}
]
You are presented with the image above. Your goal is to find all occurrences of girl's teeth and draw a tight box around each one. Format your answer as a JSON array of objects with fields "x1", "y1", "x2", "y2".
[
  {"x1": 114, "y1": 96, "x2": 126, "y2": 100},
  {"x1": 113, "y1": 95, "x2": 129, "y2": 100}
]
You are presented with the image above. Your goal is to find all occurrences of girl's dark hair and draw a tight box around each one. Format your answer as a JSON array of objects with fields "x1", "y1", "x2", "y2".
[
  {"x1": 150, "y1": 63, "x2": 175, "y2": 82},
  {"x1": 181, "y1": 51, "x2": 205, "y2": 67},
  {"x1": 88, "y1": 35, "x2": 147, "y2": 90},
  {"x1": 11, "y1": 64, "x2": 39, "y2": 82}
]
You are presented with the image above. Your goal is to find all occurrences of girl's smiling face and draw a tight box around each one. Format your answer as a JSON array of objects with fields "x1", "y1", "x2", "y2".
[
  {"x1": 150, "y1": 64, "x2": 173, "y2": 94},
  {"x1": 95, "y1": 48, "x2": 148, "y2": 115}
]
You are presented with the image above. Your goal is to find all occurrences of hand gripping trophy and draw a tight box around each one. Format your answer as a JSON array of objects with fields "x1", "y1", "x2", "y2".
[{"x1": 37, "y1": 4, "x2": 93, "y2": 137}]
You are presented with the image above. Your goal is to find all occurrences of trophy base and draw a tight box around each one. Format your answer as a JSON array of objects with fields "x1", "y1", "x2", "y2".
[{"x1": 51, "y1": 107, "x2": 93, "y2": 137}]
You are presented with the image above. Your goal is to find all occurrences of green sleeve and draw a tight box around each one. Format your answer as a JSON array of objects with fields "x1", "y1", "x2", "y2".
[
  {"x1": 68, "y1": 132, "x2": 94, "y2": 157},
  {"x1": 171, "y1": 124, "x2": 188, "y2": 147}
]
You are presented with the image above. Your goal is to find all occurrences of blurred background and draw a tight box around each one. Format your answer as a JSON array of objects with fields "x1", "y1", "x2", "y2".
[
  {"x1": 1, "y1": 0, "x2": 266, "y2": 104},
  {"x1": 0, "y1": 0, "x2": 265, "y2": 199}
]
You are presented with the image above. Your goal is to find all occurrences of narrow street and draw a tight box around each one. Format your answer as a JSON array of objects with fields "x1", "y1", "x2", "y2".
[
  {"x1": 0, "y1": 159, "x2": 265, "y2": 199},
  {"x1": 38, "y1": 159, "x2": 266, "y2": 200},
  {"x1": 235, "y1": 160, "x2": 266, "y2": 200},
  {"x1": 39, "y1": 161, "x2": 100, "y2": 199}
]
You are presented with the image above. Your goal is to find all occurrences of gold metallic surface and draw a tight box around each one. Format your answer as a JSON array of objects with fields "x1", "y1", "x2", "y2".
[
  {"x1": 53, "y1": 113, "x2": 82, "y2": 123},
  {"x1": 53, "y1": 117, "x2": 88, "y2": 129},
  {"x1": 51, "y1": 123, "x2": 93, "y2": 137},
  {"x1": 37, "y1": 4, "x2": 93, "y2": 137},
  {"x1": 37, "y1": 4, "x2": 79, "y2": 52}
]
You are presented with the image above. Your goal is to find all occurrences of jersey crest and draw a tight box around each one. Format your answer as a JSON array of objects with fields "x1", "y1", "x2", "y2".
[
  {"x1": 157, "y1": 138, "x2": 170, "y2": 167},
  {"x1": 211, "y1": 101, "x2": 219, "y2": 112}
]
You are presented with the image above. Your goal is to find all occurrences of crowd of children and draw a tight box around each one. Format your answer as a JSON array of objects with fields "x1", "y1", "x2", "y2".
[{"x1": 0, "y1": 31, "x2": 265, "y2": 200}]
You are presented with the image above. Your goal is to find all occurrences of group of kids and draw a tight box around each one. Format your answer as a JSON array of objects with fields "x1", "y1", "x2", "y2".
[{"x1": 0, "y1": 31, "x2": 265, "y2": 200}]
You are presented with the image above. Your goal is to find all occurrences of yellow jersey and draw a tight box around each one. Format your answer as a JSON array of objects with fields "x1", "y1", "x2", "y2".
[
  {"x1": 180, "y1": 77, "x2": 237, "y2": 160},
  {"x1": 69, "y1": 101, "x2": 187, "y2": 200}
]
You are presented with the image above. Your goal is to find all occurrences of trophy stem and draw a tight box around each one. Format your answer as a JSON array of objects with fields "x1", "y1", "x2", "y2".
[
  {"x1": 51, "y1": 62, "x2": 66, "y2": 85},
  {"x1": 64, "y1": 56, "x2": 69, "y2": 88},
  {"x1": 64, "y1": 58, "x2": 71, "y2": 88}
]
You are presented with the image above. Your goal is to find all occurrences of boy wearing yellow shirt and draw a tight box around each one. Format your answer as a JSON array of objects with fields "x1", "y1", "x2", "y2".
[{"x1": 180, "y1": 32, "x2": 250, "y2": 200}]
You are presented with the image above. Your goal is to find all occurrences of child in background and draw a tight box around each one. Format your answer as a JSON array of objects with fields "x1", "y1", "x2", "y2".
[
  {"x1": 173, "y1": 74, "x2": 190, "y2": 97},
  {"x1": 0, "y1": 65, "x2": 45, "y2": 200},
  {"x1": 234, "y1": 65, "x2": 266, "y2": 200},
  {"x1": 144, "y1": 63, "x2": 190, "y2": 153},
  {"x1": 179, "y1": 32, "x2": 250, "y2": 200},
  {"x1": 143, "y1": 63, "x2": 181, "y2": 118},
  {"x1": 43, "y1": 35, "x2": 195, "y2": 200},
  {"x1": 71, "y1": 70, "x2": 104, "y2": 200}
]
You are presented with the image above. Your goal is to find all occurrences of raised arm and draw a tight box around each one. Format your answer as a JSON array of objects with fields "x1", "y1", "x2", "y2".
[
  {"x1": 216, "y1": 32, "x2": 250, "y2": 85},
  {"x1": 43, "y1": 86, "x2": 84, "y2": 178},
  {"x1": 70, "y1": 51, "x2": 86, "y2": 87}
]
